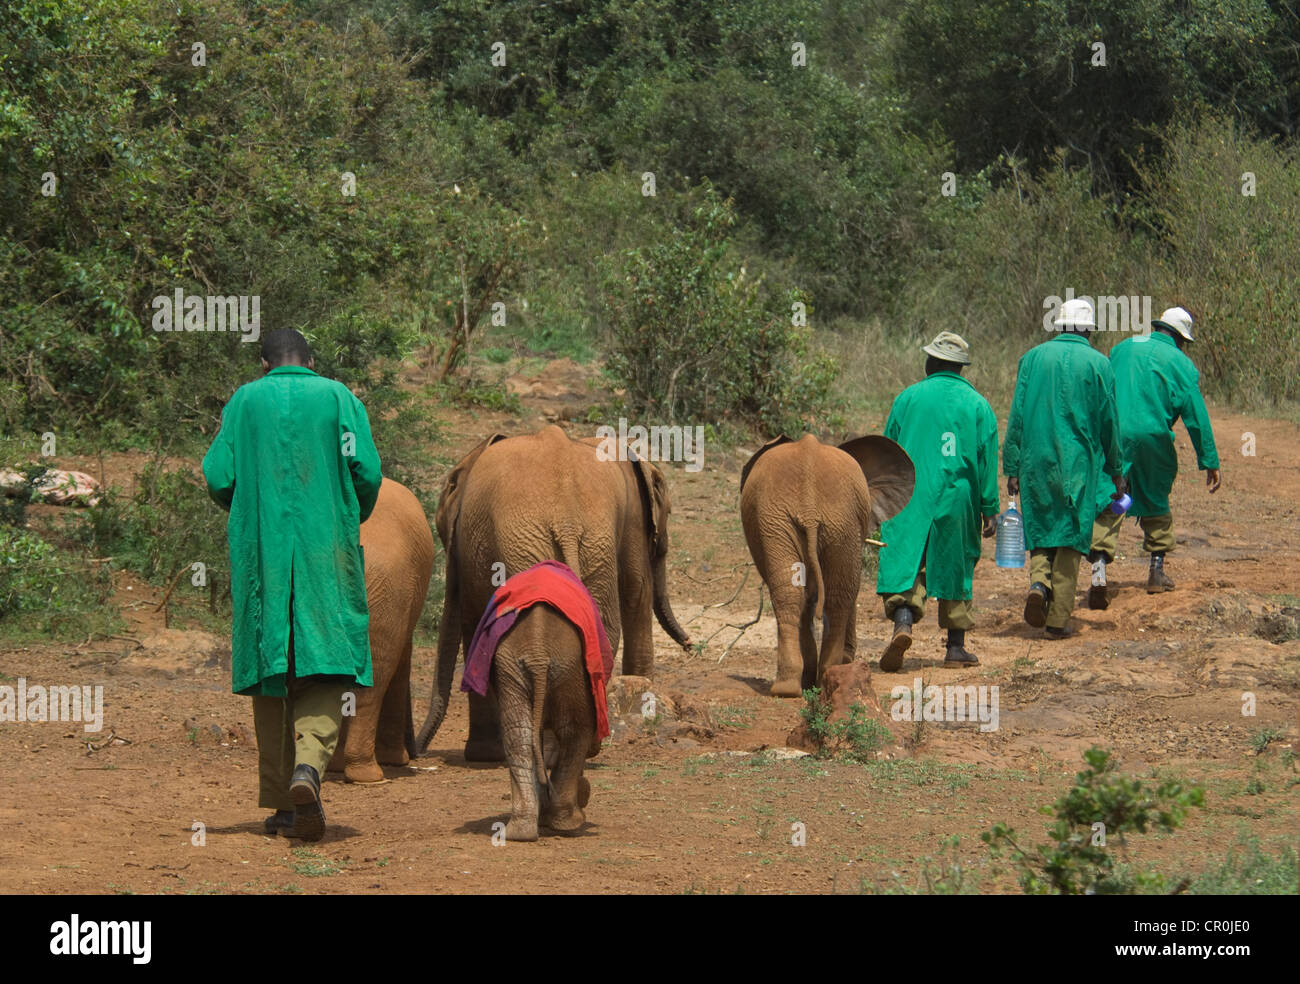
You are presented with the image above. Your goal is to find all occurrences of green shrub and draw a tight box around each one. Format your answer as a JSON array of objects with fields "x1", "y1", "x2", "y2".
[
  {"x1": 799, "y1": 687, "x2": 890, "y2": 763},
  {"x1": 601, "y1": 192, "x2": 836, "y2": 434},
  {"x1": 1189, "y1": 834, "x2": 1299, "y2": 894},
  {"x1": 983, "y1": 747, "x2": 1204, "y2": 895}
]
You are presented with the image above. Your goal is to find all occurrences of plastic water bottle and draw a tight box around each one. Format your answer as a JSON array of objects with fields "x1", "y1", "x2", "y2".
[
  {"x1": 1110, "y1": 493, "x2": 1132, "y2": 515},
  {"x1": 995, "y1": 500, "x2": 1026, "y2": 568}
]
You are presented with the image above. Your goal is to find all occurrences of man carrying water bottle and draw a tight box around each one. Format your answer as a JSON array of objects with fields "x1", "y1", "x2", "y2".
[
  {"x1": 876, "y1": 331, "x2": 1000, "y2": 669},
  {"x1": 1087, "y1": 306, "x2": 1221, "y2": 607},
  {"x1": 1004, "y1": 298, "x2": 1127, "y2": 638}
]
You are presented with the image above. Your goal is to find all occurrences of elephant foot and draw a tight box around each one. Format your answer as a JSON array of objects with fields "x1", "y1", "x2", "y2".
[
  {"x1": 576, "y1": 777, "x2": 591, "y2": 808},
  {"x1": 464, "y1": 738, "x2": 506, "y2": 762},
  {"x1": 376, "y1": 746, "x2": 410, "y2": 767},
  {"x1": 344, "y1": 761, "x2": 388, "y2": 784},
  {"x1": 505, "y1": 816, "x2": 538, "y2": 841},
  {"x1": 769, "y1": 677, "x2": 803, "y2": 698},
  {"x1": 541, "y1": 804, "x2": 585, "y2": 834}
]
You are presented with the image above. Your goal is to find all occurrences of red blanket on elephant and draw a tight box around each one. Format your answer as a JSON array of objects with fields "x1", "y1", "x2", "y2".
[{"x1": 462, "y1": 561, "x2": 614, "y2": 739}]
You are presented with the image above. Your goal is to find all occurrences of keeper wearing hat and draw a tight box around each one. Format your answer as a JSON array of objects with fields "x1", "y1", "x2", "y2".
[
  {"x1": 876, "y1": 330, "x2": 1001, "y2": 669},
  {"x1": 1087, "y1": 306, "x2": 1221, "y2": 606},
  {"x1": 1004, "y1": 298, "x2": 1127, "y2": 638}
]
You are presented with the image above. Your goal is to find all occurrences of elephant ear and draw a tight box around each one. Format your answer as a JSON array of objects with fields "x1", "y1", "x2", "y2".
[
  {"x1": 435, "y1": 433, "x2": 508, "y2": 548},
  {"x1": 739, "y1": 435, "x2": 793, "y2": 493},
  {"x1": 837, "y1": 435, "x2": 915, "y2": 527},
  {"x1": 626, "y1": 447, "x2": 671, "y2": 557}
]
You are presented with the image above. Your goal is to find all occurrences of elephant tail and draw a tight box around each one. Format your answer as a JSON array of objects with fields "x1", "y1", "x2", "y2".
[
  {"x1": 798, "y1": 520, "x2": 826, "y2": 622},
  {"x1": 530, "y1": 660, "x2": 552, "y2": 805}
]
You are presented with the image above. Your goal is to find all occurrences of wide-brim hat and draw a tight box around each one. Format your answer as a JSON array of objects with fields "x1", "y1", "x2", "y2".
[
  {"x1": 922, "y1": 330, "x2": 971, "y2": 364},
  {"x1": 1054, "y1": 298, "x2": 1096, "y2": 329},
  {"x1": 1152, "y1": 306, "x2": 1194, "y2": 342}
]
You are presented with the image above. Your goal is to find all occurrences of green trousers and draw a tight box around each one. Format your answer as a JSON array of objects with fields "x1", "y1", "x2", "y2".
[
  {"x1": 880, "y1": 557, "x2": 975, "y2": 630},
  {"x1": 1028, "y1": 547, "x2": 1083, "y2": 630},
  {"x1": 250, "y1": 611, "x2": 350, "y2": 810},
  {"x1": 1091, "y1": 509, "x2": 1175, "y2": 563}
]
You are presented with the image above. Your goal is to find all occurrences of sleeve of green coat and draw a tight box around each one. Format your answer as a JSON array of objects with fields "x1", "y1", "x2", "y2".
[
  {"x1": 201, "y1": 400, "x2": 237, "y2": 512},
  {"x1": 1097, "y1": 362, "x2": 1124, "y2": 479},
  {"x1": 1178, "y1": 368, "x2": 1220, "y2": 470},
  {"x1": 1003, "y1": 355, "x2": 1028, "y2": 477},
  {"x1": 345, "y1": 397, "x2": 383, "y2": 522},
  {"x1": 978, "y1": 403, "x2": 1000, "y2": 517}
]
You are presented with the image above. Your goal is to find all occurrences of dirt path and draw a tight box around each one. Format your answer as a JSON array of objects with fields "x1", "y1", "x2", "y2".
[{"x1": 1, "y1": 371, "x2": 1296, "y2": 894}]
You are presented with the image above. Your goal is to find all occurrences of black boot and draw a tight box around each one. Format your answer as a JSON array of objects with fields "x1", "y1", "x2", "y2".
[
  {"x1": 1147, "y1": 552, "x2": 1174, "y2": 593},
  {"x1": 943, "y1": 629, "x2": 979, "y2": 667},
  {"x1": 287, "y1": 764, "x2": 325, "y2": 842},
  {"x1": 1024, "y1": 582, "x2": 1050, "y2": 628},
  {"x1": 263, "y1": 809, "x2": 295, "y2": 836},
  {"x1": 880, "y1": 607, "x2": 913, "y2": 673}
]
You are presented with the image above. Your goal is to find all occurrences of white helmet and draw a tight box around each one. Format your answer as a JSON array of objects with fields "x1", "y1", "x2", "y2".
[
  {"x1": 1053, "y1": 297, "x2": 1096, "y2": 329},
  {"x1": 1153, "y1": 306, "x2": 1194, "y2": 342}
]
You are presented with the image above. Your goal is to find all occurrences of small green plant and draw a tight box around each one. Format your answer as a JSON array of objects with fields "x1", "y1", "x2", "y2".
[
  {"x1": 1190, "y1": 834, "x2": 1299, "y2": 894},
  {"x1": 873, "y1": 836, "x2": 978, "y2": 895},
  {"x1": 799, "y1": 687, "x2": 890, "y2": 763},
  {"x1": 1249, "y1": 726, "x2": 1282, "y2": 755},
  {"x1": 289, "y1": 847, "x2": 341, "y2": 877},
  {"x1": 982, "y1": 747, "x2": 1204, "y2": 895}
]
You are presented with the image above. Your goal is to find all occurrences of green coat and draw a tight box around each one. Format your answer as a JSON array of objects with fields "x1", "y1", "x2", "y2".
[
  {"x1": 1004, "y1": 334, "x2": 1124, "y2": 554},
  {"x1": 876, "y1": 372, "x2": 1000, "y2": 600},
  {"x1": 202, "y1": 366, "x2": 383, "y2": 697},
  {"x1": 1100, "y1": 332, "x2": 1219, "y2": 517}
]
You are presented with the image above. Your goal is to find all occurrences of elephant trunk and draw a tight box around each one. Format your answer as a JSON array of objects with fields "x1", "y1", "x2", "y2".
[
  {"x1": 652, "y1": 553, "x2": 692, "y2": 650},
  {"x1": 414, "y1": 594, "x2": 460, "y2": 754}
]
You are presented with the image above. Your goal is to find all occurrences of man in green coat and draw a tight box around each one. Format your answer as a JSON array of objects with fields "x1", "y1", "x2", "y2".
[
  {"x1": 1004, "y1": 299, "x2": 1126, "y2": 638},
  {"x1": 202, "y1": 329, "x2": 382, "y2": 841},
  {"x1": 876, "y1": 331, "x2": 1000, "y2": 670},
  {"x1": 1088, "y1": 306, "x2": 1221, "y2": 606}
]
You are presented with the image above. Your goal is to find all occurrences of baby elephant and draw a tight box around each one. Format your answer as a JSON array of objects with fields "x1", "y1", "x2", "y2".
[
  {"x1": 740, "y1": 434, "x2": 914, "y2": 696},
  {"x1": 462, "y1": 561, "x2": 611, "y2": 841}
]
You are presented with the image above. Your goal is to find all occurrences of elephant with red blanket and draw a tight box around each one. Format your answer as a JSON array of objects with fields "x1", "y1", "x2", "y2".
[{"x1": 464, "y1": 561, "x2": 610, "y2": 840}]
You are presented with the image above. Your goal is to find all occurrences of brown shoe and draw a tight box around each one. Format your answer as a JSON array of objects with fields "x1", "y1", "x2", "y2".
[
  {"x1": 1024, "y1": 583, "x2": 1049, "y2": 628},
  {"x1": 1088, "y1": 584, "x2": 1111, "y2": 609},
  {"x1": 880, "y1": 608, "x2": 913, "y2": 673}
]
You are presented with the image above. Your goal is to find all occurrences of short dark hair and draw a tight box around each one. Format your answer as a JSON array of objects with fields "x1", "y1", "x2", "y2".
[
  {"x1": 260, "y1": 329, "x2": 312, "y2": 366},
  {"x1": 925, "y1": 355, "x2": 964, "y2": 376}
]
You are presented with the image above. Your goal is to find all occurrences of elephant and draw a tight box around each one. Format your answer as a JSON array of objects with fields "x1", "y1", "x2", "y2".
[
  {"x1": 495, "y1": 602, "x2": 599, "y2": 840},
  {"x1": 414, "y1": 425, "x2": 692, "y2": 762},
  {"x1": 740, "y1": 434, "x2": 914, "y2": 697},
  {"x1": 327, "y1": 477, "x2": 435, "y2": 783}
]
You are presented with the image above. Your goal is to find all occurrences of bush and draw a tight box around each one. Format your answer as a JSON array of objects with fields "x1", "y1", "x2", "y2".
[
  {"x1": 0, "y1": 527, "x2": 116, "y2": 636},
  {"x1": 600, "y1": 192, "x2": 837, "y2": 434},
  {"x1": 982, "y1": 746, "x2": 1204, "y2": 894},
  {"x1": 798, "y1": 687, "x2": 890, "y2": 763}
]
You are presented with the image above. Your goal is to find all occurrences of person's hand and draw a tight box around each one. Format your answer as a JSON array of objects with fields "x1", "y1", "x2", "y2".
[
  {"x1": 982, "y1": 515, "x2": 997, "y2": 538},
  {"x1": 1206, "y1": 468, "x2": 1222, "y2": 493},
  {"x1": 1112, "y1": 473, "x2": 1128, "y2": 497},
  {"x1": 1007, "y1": 476, "x2": 1019, "y2": 497}
]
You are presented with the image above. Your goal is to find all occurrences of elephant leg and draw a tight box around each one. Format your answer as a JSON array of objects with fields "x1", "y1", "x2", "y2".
[
  {"x1": 799, "y1": 601, "x2": 819, "y2": 691},
  {"x1": 540, "y1": 655, "x2": 593, "y2": 835},
  {"x1": 767, "y1": 581, "x2": 807, "y2": 698},
  {"x1": 817, "y1": 607, "x2": 852, "y2": 683},
  {"x1": 618, "y1": 570, "x2": 655, "y2": 677},
  {"x1": 497, "y1": 673, "x2": 540, "y2": 842},
  {"x1": 340, "y1": 684, "x2": 387, "y2": 784},
  {"x1": 375, "y1": 637, "x2": 412, "y2": 766},
  {"x1": 843, "y1": 597, "x2": 859, "y2": 663},
  {"x1": 465, "y1": 691, "x2": 506, "y2": 762}
]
